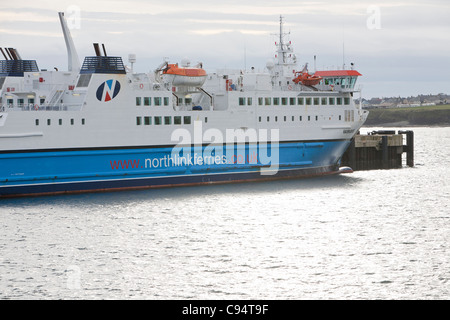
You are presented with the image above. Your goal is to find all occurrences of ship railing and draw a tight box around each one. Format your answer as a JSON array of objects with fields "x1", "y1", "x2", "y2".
[{"x1": 0, "y1": 103, "x2": 82, "y2": 112}]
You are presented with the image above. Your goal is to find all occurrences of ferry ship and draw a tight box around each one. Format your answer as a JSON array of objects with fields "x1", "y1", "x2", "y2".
[{"x1": 0, "y1": 13, "x2": 368, "y2": 197}]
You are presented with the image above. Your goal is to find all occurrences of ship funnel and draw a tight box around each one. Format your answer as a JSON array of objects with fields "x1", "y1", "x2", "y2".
[
  {"x1": 58, "y1": 12, "x2": 80, "y2": 72},
  {"x1": 0, "y1": 48, "x2": 8, "y2": 60},
  {"x1": 93, "y1": 43, "x2": 108, "y2": 57},
  {"x1": 93, "y1": 43, "x2": 101, "y2": 57}
]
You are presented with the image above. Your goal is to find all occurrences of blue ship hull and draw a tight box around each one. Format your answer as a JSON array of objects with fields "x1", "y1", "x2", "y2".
[{"x1": 0, "y1": 140, "x2": 350, "y2": 197}]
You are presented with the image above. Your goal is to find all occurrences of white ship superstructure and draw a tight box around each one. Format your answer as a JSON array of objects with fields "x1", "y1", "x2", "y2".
[{"x1": 0, "y1": 13, "x2": 368, "y2": 197}]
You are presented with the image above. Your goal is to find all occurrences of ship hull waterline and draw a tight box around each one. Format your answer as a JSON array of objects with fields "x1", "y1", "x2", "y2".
[{"x1": 0, "y1": 140, "x2": 350, "y2": 198}]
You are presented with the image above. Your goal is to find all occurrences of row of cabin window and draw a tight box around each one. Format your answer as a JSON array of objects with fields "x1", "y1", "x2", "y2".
[
  {"x1": 136, "y1": 115, "x2": 201, "y2": 126},
  {"x1": 136, "y1": 97, "x2": 170, "y2": 106},
  {"x1": 35, "y1": 118, "x2": 86, "y2": 126},
  {"x1": 258, "y1": 115, "x2": 334, "y2": 122},
  {"x1": 238, "y1": 96, "x2": 351, "y2": 106}
]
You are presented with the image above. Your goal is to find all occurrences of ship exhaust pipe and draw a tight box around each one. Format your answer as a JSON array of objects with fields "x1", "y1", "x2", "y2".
[
  {"x1": 93, "y1": 43, "x2": 101, "y2": 57},
  {"x1": 58, "y1": 12, "x2": 80, "y2": 72}
]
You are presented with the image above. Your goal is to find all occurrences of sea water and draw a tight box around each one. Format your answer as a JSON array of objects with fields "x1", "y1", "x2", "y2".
[{"x1": 0, "y1": 127, "x2": 449, "y2": 299}]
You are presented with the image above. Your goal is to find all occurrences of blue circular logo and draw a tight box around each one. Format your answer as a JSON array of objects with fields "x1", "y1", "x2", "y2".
[{"x1": 96, "y1": 79, "x2": 121, "y2": 102}]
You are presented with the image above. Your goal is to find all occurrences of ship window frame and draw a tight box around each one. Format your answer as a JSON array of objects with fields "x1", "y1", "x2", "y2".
[
  {"x1": 305, "y1": 98, "x2": 312, "y2": 105},
  {"x1": 144, "y1": 97, "x2": 151, "y2": 106},
  {"x1": 321, "y1": 97, "x2": 327, "y2": 105},
  {"x1": 344, "y1": 97, "x2": 351, "y2": 105},
  {"x1": 258, "y1": 97, "x2": 263, "y2": 106},
  {"x1": 298, "y1": 97, "x2": 304, "y2": 105},
  {"x1": 71, "y1": 119, "x2": 74, "y2": 125},
  {"x1": 313, "y1": 97, "x2": 320, "y2": 105},
  {"x1": 265, "y1": 97, "x2": 271, "y2": 106},
  {"x1": 154, "y1": 116, "x2": 162, "y2": 125},
  {"x1": 136, "y1": 117, "x2": 142, "y2": 125},
  {"x1": 273, "y1": 97, "x2": 280, "y2": 106},
  {"x1": 144, "y1": 116, "x2": 151, "y2": 125},
  {"x1": 136, "y1": 97, "x2": 142, "y2": 106},
  {"x1": 154, "y1": 97, "x2": 162, "y2": 106},
  {"x1": 239, "y1": 97, "x2": 245, "y2": 106},
  {"x1": 329, "y1": 97, "x2": 335, "y2": 105},
  {"x1": 183, "y1": 116, "x2": 191, "y2": 125},
  {"x1": 35, "y1": 119, "x2": 39, "y2": 126},
  {"x1": 164, "y1": 97, "x2": 169, "y2": 106},
  {"x1": 164, "y1": 116, "x2": 172, "y2": 125},
  {"x1": 289, "y1": 97, "x2": 296, "y2": 106},
  {"x1": 337, "y1": 97, "x2": 342, "y2": 105},
  {"x1": 76, "y1": 74, "x2": 92, "y2": 87},
  {"x1": 81, "y1": 118, "x2": 86, "y2": 125},
  {"x1": 247, "y1": 97, "x2": 252, "y2": 106},
  {"x1": 174, "y1": 116, "x2": 182, "y2": 125},
  {"x1": 281, "y1": 97, "x2": 288, "y2": 106}
]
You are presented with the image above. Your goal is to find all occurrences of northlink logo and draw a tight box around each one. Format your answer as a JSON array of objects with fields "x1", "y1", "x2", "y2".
[{"x1": 96, "y1": 79, "x2": 121, "y2": 102}]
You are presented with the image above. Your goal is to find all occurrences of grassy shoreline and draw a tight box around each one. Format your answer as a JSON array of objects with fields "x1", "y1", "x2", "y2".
[{"x1": 363, "y1": 104, "x2": 450, "y2": 127}]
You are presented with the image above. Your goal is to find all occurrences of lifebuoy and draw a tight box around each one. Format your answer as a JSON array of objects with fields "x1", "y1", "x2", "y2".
[
  {"x1": 139, "y1": 83, "x2": 144, "y2": 89},
  {"x1": 288, "y1": 85, "x2": 293, "y2": 90},
  {"x1": 34, "y1": 104, "x2": 39, "y2": 110}
]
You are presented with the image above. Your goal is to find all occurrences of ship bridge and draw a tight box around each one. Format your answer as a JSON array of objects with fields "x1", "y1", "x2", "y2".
[{"x1": 314, "y1": 70, "x2": 362, "y2": 91}]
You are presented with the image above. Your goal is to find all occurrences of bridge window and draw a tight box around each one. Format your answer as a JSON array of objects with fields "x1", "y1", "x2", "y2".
[
  {"x1": 344, "y1": 97, "x2": 351, "y2": 105},
  {"x1": 174, "y1": 116, "x2": 182, "y2": 125}
]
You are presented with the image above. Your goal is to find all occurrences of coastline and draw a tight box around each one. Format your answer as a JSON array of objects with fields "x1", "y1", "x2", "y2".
[{"x1": 362, "y1": 104, "x2": 450, "y2": 127}]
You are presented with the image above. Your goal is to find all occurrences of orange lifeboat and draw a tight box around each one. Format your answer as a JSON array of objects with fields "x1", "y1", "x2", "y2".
[
  {"x1": 162, "y1": 63, "x2": 207, "y2": 87},
  {"x1": 293, "y1": 71, "x2": 322, "y2": 86}
]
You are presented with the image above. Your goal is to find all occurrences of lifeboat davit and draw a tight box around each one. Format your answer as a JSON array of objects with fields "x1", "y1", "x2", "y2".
[
  {"x1": 293, "y1": 71, "x2": 322, "y2": 86},
  {"x1": 162, "y1": 63, "x2": 207, "y2": 87}
]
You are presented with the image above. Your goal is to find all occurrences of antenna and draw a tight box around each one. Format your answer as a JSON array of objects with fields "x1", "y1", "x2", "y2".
[
  {"x1": 342, "y1": 23, "x2": 345, "y2": 69},
  {"x1": 244, "y1": 38, "x2": 247, "y2": 71}
]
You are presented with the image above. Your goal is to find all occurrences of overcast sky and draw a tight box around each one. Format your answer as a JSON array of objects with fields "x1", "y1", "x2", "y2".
[{"x1": 1, "y1": 0, "x2": 449, "y2": 98}]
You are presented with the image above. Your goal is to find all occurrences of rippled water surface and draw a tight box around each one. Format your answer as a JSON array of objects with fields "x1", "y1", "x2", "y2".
[{"x1": 1, "y1": 127, "x2": 449, "y2": 299}]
